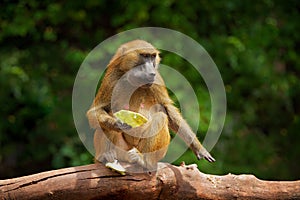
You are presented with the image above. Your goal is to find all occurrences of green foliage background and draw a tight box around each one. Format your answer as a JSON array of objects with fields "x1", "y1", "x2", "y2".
[{"x1": 1, "y1": 0, "x2": 299, "y2": 180}]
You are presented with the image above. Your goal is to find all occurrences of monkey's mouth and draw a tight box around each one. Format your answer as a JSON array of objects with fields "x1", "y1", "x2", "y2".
[
  {"x1": 140, "y1": 81, "x2": 154, "y2": 88},
  {"x1": 145, "y1": 78, "x2": 156, "y2": 87},
  {"x1": 143, "y1": 83, "x2": 153, "y2": 87},
  {"x1": 139, "y1": 77, "x2": 155, "y2": 88}
]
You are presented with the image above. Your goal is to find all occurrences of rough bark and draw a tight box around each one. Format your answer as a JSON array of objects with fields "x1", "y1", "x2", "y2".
[{"x1": 0, "y1": 163, "x2": 299, "y2": 200}]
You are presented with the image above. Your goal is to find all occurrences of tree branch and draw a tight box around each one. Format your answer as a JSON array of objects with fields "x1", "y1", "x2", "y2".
[{"x1": 0, "y1": 163, "x2": 299, "y2": 200}]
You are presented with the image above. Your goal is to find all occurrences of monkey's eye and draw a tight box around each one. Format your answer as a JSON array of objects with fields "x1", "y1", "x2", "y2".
[
  {"x1": 151, "y1": 54, "x2": 156, "y2": 59},
  {"x1": 140, "y1": 53, "x2": 150, "y2": 58}
]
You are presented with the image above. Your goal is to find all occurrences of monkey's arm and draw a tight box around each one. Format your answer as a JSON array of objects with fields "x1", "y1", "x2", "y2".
[
  {"x1": 87, "y1": 104, "x2": 131, "y2": 131},
  {"x1": 165, "y1": 104, "x2": 215, "y2": 162}
]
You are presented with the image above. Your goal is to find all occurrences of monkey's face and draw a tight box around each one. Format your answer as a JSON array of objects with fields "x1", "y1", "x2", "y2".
[{"x1": 126, "y1": 52, "x2": 158, "y2": 88}]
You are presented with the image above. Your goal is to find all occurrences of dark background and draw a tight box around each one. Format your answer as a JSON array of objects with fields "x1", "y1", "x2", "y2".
[{"x1": 1, "y1": 0, "x2": 299, "y2": 180}]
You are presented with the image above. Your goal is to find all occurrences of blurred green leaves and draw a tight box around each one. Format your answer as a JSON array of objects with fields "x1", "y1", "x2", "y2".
[{"x1": 0, "y1": 0, "x2": 299, "y2": 180}]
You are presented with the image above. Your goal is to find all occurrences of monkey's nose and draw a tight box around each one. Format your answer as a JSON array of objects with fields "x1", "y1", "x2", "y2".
[
  {"x1": 147, "y1": 75, "x2": 155, "y2": 83},
  {"x1": 149, "y1": 72, "x2": 156, "y2": 77}
]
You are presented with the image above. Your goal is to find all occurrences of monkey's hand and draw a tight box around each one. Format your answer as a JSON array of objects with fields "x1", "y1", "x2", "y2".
[
  {"x1": 115, "y1": 120, "x2": 132, "y2": 131},
  {"x1": 196, "y1": 147, "x2": 216, "y2": 163}
]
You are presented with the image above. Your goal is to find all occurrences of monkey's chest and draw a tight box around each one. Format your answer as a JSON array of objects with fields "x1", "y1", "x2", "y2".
[{"x1": 128, "y1": 93, "x2": 157, "y2": 118}]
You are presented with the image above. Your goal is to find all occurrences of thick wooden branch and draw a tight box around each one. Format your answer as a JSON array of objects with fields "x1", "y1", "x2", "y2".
[{"x1": 0, "y1": 163, "x2": 299, "y2": 200}]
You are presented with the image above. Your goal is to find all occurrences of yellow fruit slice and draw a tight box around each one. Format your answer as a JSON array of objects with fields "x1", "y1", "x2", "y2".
[
  {"x1": 105, "y1": 160, "x2": 126, "y2": 175},
  {"x1": 114, "y1": 110, "x2": 148, "y2": 128}
]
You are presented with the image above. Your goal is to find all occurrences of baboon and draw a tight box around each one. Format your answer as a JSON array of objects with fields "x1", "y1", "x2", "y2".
[{"x1": 87, "y1": 40, "x2": 215, "y2": 171}]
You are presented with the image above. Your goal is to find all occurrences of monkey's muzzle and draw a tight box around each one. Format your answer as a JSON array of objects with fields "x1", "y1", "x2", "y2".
[{"x1": 142, "y1": 77, "x2": 155, "y2": 87}]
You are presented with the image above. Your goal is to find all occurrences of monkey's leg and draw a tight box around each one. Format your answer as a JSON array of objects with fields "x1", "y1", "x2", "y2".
[
  {"x1": 94, "y1": 129, "x2": 131, "y2": 175},
  {"x1": 132, "y1": 112, "x2": 170, "y2": 170},
  {"x1": 94, "y1": 129, "x2": 116, "y2": 163},
  {"x1": 94, "y1": 129, "x2": 130, "y2": 163}
]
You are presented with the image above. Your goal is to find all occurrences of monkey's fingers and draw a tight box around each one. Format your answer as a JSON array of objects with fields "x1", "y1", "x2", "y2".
[
  {"x1": 196, "y1": 150, "x2": 216, "y2": 163},
  {"x1": 204, "y1": 154, "x2": 216, "y2": 163},
  {"x1": 116, "y1": 120, "x2": 132, "y2": 130}
]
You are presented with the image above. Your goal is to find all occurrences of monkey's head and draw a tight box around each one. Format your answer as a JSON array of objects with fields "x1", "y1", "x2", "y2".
[{"x1": 108, "y1": 40, "x2": 161, "y2": 88}]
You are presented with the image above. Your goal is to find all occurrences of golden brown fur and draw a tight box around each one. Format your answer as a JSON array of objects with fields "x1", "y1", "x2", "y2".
[{"x1": 87, "y1": 40, "x2": 215, "y2": 170}]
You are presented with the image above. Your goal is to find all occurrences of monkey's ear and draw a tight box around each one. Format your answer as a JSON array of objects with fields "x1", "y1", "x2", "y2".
[
  {"x1": 158, "y1": 52, "x2": 162, "y2": 59},
  {"x1": 119, "y1": 46, "x2": 127, "y2": 56},
  {"x1": 156, "y1": 52, "x2": 161, "y2": 64}
]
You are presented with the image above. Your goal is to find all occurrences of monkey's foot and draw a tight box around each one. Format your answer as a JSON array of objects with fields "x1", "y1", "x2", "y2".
[
  {"x1": 105, "y1": 160, "x2": 126, "y2": 175},
  {"x1": 128, "y1": 147, "x2": 145, "y2": 166}
]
